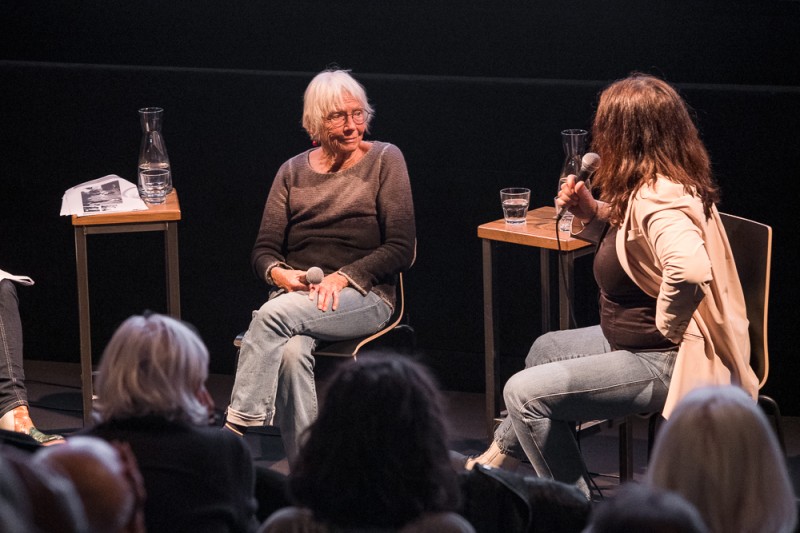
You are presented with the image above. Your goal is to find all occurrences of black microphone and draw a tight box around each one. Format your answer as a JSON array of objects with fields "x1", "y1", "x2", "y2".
[
  {"x1": 556, "y1": 152, "x2": 600, "y2": 222},
  {"x1": 305, "y1": 266, "x2": 324, "y2": 284}
]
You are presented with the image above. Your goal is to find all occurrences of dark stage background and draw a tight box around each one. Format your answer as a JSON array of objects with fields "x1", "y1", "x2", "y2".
[{"x1": 2, "y1": 1, "x2": 799, "y2": 412}]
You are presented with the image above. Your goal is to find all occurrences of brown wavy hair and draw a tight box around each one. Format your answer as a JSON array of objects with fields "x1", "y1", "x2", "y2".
[{"x1": 590, "y1": 73, "x2": 719, "y2": 226}]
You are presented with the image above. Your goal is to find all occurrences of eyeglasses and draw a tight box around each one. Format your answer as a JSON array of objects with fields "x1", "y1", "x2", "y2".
[{"x1": 324, "y1": 109, "x2": 369, "y2": 128}]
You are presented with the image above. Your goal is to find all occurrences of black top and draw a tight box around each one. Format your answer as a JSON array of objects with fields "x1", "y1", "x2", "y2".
[
  {"x1": 594, "y1": 225, "x2": 678, "y2": 352},
  {"x1": 84, "y1": 416, "x2": 258, "y2": 533}
]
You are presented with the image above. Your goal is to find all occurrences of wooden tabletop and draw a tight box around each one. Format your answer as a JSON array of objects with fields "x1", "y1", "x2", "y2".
[
  {"x1": 71, "y1": 190, "x2": 181, "y2": 226},
  {"x1": 477, "y1": 206, "x2": 594, "y2": 252}
]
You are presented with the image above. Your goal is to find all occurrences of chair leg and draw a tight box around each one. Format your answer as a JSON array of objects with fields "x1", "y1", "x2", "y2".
[
  {"x1": 758, "y1": 394, "x2": 787, "y2": 455},
  {"x1": 619, "y1": 417, "x2": 634, "y2": 482},
  {"x1": 647, "y1": 413, "x2": 662, "y2": 461},
  {"x1": 392, "y1": 323, "x2": 416, "y2": 354}
]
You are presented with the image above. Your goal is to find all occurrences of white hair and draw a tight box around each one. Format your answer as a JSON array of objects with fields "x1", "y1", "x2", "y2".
[
  {"x1": 646, "y1": 385, "x2": 797, "y2": 533},
  {"x1": 301, "y1": 68, "x2": 374, "y2": 142},
  {"x1": 93, "y1": 313, "x2": 210, "y2": 426}
]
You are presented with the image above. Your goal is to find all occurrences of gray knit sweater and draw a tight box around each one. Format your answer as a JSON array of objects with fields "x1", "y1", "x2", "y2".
[{"x1": 252, "y1": 141, "x2": 416, "y2": 310}]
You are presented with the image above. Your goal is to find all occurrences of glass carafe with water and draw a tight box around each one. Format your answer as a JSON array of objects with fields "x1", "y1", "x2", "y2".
[
  {"x1": 559, "y1": 129, "x2": 588, "y2": 188},
  {"x1": 556, "y1": 129, "x2": 588, "y2": 230},
  {"x1": 138, "y1": 107, "x2": 172, "y2": 203}
]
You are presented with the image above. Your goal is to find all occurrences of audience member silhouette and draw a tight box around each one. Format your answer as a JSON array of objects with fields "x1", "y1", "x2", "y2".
[
  {"x1": 34, "y1": 435, "x2": 146, "y2": 533},
  {"x1": 259, "y1": 355, "x2": 474, "y2": 532},
  {"x1": 0, "y1": 446, "x2": 87, "y2": 532},
  {"x1": 84, "y1": 312, "x2": 258, "y2": 533},
  {"x1": 582, "y1": 483, "x2": 708, "y2": 533},
  {"x1": 645, "y1": 385, "x2": 797, "y2": 533},
  {"x1": 459, "y1": 464, "x2": 590, "y2": 533}
]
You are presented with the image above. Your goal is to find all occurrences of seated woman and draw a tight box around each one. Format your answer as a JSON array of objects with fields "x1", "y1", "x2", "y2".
[
  {"x1": 645, "y1": 385, "x2": 797, "y2": 533},
  {"x1": 259, "y1": 355, "x2": 474, "y2": 533},
  {"x1": 0, "y1": 275, "x2": 63, "y2": 444},
  {"x1": 84, "y1": 312, "x2": 258, "y2": 533},
  {"x1": 223, "y1": 68, "x2": 416, "y2": 464},
  {"x1": 467, "y1": 73, "x2": 758, "y2": 499}
]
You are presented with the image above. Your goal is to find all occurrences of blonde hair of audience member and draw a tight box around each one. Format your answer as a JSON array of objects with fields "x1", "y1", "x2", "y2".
[
  {"x1": 645, "y1": 385, "x2": 797, "y2": 533},
  {"x1": 35, "y1": 436, "x2": 146, "y2": 533},
  {"x1": 93, "y1": 313, "x2": 214, "y2": 426}
]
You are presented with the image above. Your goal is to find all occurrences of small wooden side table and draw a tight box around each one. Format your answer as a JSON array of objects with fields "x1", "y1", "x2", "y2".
[
  {"x1": 477, "y1": 206, "x2": 594, "y2": 437},
  {"x1": 72, "y1": 190, "x2": 181, "y2": 425}
]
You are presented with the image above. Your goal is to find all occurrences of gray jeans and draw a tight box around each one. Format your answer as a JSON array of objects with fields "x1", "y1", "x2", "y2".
[
  {"x1": 226, "y1": 288, "x2": 391, "y2": 463},
  {"x1": 496, "y1": 325, "x2": 677, "y2": 498},
  {"x1": 0, "y1": 280, "x2": 27, "y2": 417}
]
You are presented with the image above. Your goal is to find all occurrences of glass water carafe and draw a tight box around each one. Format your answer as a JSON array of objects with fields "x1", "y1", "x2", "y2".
[
  {"x1": 138, "y1": 107, "x2": 172, "y2": 202},
  {"x1": 559, "y1": 128, "x2": 588, "y2": 187},
  {"x1": 556, "y1": 129, "x2": 588, "y2": 229}
]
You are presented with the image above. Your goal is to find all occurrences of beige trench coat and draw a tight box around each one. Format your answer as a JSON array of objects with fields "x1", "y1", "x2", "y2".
[{"x1": 579, "y1": 176, "x2": 758, "y2": 417}]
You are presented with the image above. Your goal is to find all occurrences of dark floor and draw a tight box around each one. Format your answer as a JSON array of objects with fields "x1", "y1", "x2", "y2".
[{"x1": 21, "y1": 359, "x2": 800, "y2": 501}]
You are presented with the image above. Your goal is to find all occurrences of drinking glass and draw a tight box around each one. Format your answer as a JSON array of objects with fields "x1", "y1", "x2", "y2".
[{"x1": 500, "y1": 188, "x2": 530, "y2": 224}]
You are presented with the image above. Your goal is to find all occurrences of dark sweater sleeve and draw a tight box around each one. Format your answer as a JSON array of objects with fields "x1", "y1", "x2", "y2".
[
  {"x1": 337, "y1": 143, "x2": 416, "y2": 294},
  {"x1": 251, "y1": 159, "x2": 294, "y2": 283}
]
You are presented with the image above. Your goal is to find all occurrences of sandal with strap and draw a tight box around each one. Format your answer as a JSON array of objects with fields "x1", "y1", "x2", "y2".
[
  {"x1": 28, "y1": 426, "x2": 65, "y2": 446},
  {"x1": 11, "y1": 406, "x2": 65, "y2": 446}
]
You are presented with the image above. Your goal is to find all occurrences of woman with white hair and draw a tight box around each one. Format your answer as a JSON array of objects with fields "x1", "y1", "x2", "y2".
[
  {"x1": 645, "y1": 385, "x2": 797, "y2": 533},
  {"x1": 86, "y1": 312, "x2": 258, "y2": 533},
  {"x1": 223, "y1": 68, "x2": 416, "y2": 463}
]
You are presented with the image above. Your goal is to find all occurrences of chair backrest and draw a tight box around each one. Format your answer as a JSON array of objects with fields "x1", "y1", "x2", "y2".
[{"x1": 718, "y1": 212, "x2": 772, "y2": 389}]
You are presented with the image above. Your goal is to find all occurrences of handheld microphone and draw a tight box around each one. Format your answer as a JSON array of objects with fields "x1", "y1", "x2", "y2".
[
  {"x1": 305, "y1": 266, "x2": 324, "y2": 284},
  {"x1": 556, "y1": 152, "x2": 600, "y2": 222}
]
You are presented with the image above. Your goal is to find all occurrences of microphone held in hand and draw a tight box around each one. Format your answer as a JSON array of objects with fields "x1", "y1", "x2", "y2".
[
  {"x1": 305, "y1": 266, "x2": 324, "y2": 285},
  {"x1": 556, "y1": 152, "x2": 600, "y2": 222}
]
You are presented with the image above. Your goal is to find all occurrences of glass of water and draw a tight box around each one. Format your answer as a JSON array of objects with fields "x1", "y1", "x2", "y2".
[
  {"x1": 500, "y1": 188, "x2": 530, "y2": 224},
  {"x1": 555, "y1": 176, "x2": 575, "y2": 232},
  {"x1": 138, "y1": 167, "x2": 170, "y2": 204}
]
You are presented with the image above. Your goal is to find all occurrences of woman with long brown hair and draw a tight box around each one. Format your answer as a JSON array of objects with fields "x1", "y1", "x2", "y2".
[{"x1": 467, "y1": 73, "x2": 757, "y2": 500}]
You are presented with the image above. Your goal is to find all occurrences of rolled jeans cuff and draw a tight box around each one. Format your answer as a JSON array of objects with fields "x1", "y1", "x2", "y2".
[{"x1": 225, "y1": 406, "x2": 274, "y2": 428}]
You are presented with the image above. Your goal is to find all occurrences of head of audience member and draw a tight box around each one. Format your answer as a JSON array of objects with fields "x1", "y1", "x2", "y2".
[
  {"x1": 590, "y1": 72, "x2": 718, "y2": 225},
  {"x1": 288, "y1": 354, "x2": 460, "y2": 529},
  {"x1": 1, "y1": 447, "x2": 88, "y2": 532},
  {"x1": 582, "y1": 483, "x2": 708, "y2": 533},
  {"x1": 93, "y1": 313, "x2": 214, "y2": 426},
  {"x1": 34, "y1": 436, "x2": 146, "y2": 533},
  {"x1": 645, "y1": 385, "x2": 797, "y2": 533},
  {"x1": 301, "y1": 68, "x2": 375, "y2": 149}
]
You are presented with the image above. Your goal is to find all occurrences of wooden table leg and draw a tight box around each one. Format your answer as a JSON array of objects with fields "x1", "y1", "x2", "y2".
[
  {"x1": 165, "y1": 222, "x2": 181, "y2": 319},
  {"x1": 74, "y1": 227, "x2": 93, "y2": 426}
]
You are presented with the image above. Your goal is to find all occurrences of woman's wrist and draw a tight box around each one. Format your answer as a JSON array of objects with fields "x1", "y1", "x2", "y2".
[
  {"x1": 580, "y1": 200, "x2": 599, "y2": 224},
  {"x1": 334, "y1": 270, "x2": 350, "y2": 288},
  {"x1": 265, "y1": 263, "x2": 285, "y2": 286}
]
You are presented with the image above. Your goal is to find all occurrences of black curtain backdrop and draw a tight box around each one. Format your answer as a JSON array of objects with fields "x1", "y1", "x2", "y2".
[{"x1": 2, "y1": 0, "x2": 799, "y2": 412}]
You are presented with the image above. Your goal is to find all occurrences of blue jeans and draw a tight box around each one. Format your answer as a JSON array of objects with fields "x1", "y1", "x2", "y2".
[
  {"x1": 496, "y1": 325, "x2": 677, "y2": 498},
  {"x1": 226, "y1": 288, "x2": 391, "y2": 462},
  {"x1": 0, "y1": 280, "x2": 27, "y2": 417}
]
